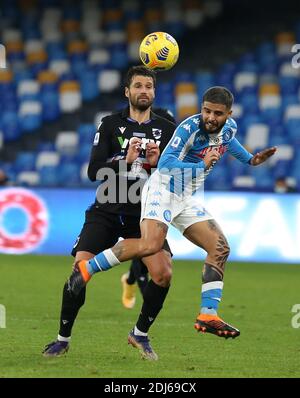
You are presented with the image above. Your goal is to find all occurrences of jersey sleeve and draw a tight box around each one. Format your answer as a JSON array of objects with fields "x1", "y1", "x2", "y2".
[
  {"x1": 87, "y1": 118, "x2": 130, "y2": 181},
  {"x1": 158, "y1": 121, "x2": 205, "y2": 172},
  {"x1": 227, "y1": 137, "x2": 253, "y2": 164}
]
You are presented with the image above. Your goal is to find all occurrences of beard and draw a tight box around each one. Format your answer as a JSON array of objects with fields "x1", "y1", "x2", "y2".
[
  {"x1": 129, "y1": 95, "x2": 153, "y2": 111},
  {"x1": 202, "y1": 120, "x2": 224, "y2": 134}
]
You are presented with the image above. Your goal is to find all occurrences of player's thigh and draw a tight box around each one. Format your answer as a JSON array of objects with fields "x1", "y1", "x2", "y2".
[
  {"x1": 71, "y1": 211, "x2": 119, "y2": 258},
  {"x1": 137, "y1": 219, "x2": 172, "y2": 283},
  {"x1": 183, "y1": 219, "x2": 229, "y2": 254},
  {"x1": 122, "y1": 216, "x2": 167, "y2": 253},
  {"x1": 139, "y1": 218, "x2": 169, "y2": 254}
]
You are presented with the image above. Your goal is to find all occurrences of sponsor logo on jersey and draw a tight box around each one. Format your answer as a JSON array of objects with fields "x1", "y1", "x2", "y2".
[
  {"x1": 163, "y1": 210, "x2": 172, "y2": 222},
  {"x1": 195, "y1": 144, "x2": 228, "y2": 159},
  {"x1": 152, "y1": 128, "x2": 162, "y2": 139},
  {"x1": 117, "y1": 136, "x2": 125, "y2": 148},
  {"x1": 118, "y1": 137, "x2": 161, "y2": 150},
  {"x1": 119, "y1": 127, "x2": 126, "y2": 134}
]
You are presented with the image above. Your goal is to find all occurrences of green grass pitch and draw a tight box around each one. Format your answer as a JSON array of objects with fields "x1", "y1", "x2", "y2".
[{"x1": 0, "y1": 254, "x2": 300, "y2": 378}]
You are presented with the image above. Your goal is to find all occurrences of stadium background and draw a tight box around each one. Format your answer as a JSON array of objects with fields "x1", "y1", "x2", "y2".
[{"x1": 0, "y1": 0, "x2": 300, "y2": 379}]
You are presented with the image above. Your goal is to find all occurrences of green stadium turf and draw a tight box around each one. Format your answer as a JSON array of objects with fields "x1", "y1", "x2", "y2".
[{"x1": 0, "y1": 254, "x2": 300, "y2": 378}]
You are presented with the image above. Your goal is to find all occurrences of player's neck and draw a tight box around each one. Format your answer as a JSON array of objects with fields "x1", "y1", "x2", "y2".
[{"x1": 129, "y1": 107, "x2": 151, "y2": 124}]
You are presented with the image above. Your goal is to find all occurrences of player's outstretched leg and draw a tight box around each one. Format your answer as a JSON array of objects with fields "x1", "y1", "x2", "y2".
[{"x1": 68, "y1": 226, "x2": 166, "y2": 296}]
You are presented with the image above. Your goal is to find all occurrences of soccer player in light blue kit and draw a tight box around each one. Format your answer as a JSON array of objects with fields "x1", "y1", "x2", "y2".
[{"x1": 67, "y1": 87, "x2": 276, "y2": 359}]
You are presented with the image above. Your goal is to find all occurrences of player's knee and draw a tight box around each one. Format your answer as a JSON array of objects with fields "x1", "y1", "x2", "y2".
[
  {"x1": 152, "y1": 268, "x2": 172, "y2": 287},
  {"x1": 151, "y1": 259, "x2": 172, "y2": 287}
]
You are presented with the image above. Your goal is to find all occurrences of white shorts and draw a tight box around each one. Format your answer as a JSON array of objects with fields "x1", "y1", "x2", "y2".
[{"x1": 141, "y1": 172, "x2": 213, "y2": 234}]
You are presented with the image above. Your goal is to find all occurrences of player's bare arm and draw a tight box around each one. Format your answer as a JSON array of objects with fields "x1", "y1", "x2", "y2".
[{"x1": 250, "y1": 146, "x2": 277, "y2": 166}]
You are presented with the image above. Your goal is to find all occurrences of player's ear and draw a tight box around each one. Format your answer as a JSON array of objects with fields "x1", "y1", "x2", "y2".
[
  {"x1": 125, "y1": 87, "x2": 129, "y2": 98},
  {"x1": 227, "y1": 109, "x2": 232, "y2": 117}
]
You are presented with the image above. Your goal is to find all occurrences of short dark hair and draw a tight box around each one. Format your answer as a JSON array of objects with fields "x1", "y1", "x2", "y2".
[
  {"x1": 202, "y1": 86, "x2": 234, "y2": 109},
  {"x1": 125, "y1": 65, "x2": 156, "y2": 88}
]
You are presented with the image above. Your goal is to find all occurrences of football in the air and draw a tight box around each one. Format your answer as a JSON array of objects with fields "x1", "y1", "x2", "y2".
[{"x1": 139, "y1": 32, "x2": 179, "y2": 71}]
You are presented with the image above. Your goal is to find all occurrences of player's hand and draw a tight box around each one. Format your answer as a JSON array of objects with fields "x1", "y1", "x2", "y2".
[
  {"x1": 251, "y1": 147, "x2": 277, "y2": 166},
  {"x1": 126, "y1": 138, "x2": 142, "y2": 164},
  {"x1": 203, "y1": 147, "x2": 220, "y2": 169},
  {"x1": 146, "y1": 143, "x2": 160, "y2": 167}
]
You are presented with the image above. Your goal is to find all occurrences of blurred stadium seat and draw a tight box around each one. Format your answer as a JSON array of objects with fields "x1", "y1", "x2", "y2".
[{"x1": 0, "y1": 0, "x2": 298, "y2": 191}]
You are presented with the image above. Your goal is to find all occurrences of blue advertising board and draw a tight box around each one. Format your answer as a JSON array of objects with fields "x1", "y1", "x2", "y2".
[{"x1": 0, "y1": 187, "x2": 299, "y2": 263}]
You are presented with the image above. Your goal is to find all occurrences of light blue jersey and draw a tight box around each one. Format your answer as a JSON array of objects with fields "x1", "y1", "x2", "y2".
[{"x1": 157, "y1": 114, "x2": 253, "y2": 195}]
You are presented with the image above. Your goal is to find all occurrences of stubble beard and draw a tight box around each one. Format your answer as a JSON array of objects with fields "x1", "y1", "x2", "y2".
[{"x1": 130, "y1": 96, "x2": 153, "y2": 112}]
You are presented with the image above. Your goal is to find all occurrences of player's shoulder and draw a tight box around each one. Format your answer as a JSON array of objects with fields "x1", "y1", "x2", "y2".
[
  {"x1": 103, "y1": 110, "x2": 123, "y2": 122},
  {"x1": 225, "y1": 117, "x2": 237, "y2": 130},
  {"x1": 152, "y1": 108, "x2": 176, "y2": 125},
  {"x1": 96, "y1": 110, "x2": 122, "y2": 131},
  {"x1": 154, "y1": 113, "x2": 176, "y2": 128},
  {"x1": 223, "y1": 117, "x2": 238, "y2": 138},
  {"x1": 177, "y1": 113, "x2": 201, "y2": 134}
]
